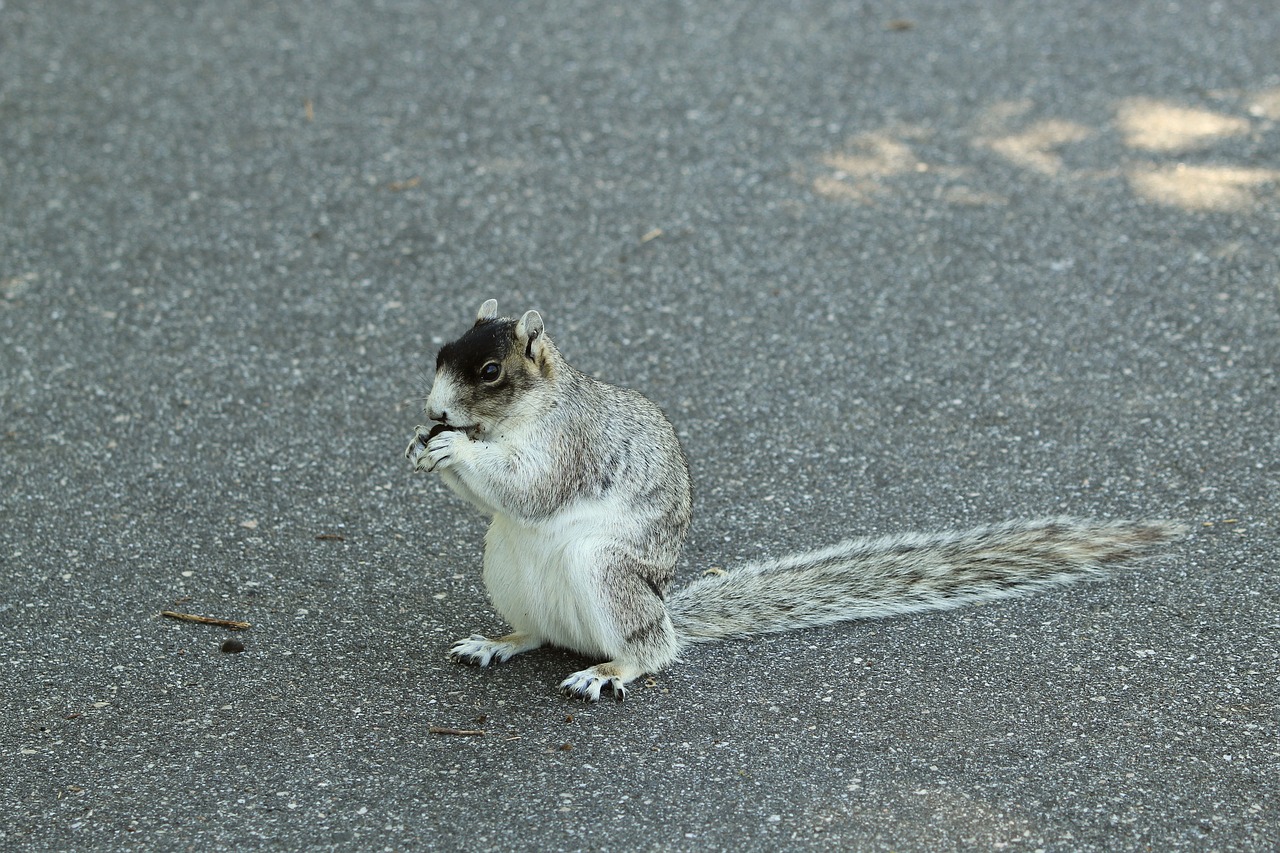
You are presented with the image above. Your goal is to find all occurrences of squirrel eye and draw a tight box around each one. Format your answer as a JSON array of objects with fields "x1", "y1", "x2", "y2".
[{"x1": 479, "y1": 362, "x2": 502, "y2": 382}]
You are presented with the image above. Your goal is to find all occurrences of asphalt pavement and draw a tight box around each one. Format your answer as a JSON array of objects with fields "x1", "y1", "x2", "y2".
[{"x1": 2, "y1": 1, "x2": 1277, "y2": 850}]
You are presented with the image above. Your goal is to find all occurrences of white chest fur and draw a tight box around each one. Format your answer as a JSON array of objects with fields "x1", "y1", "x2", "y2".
[{"x1": 481, "y1": 498, "x2": 636, "y2": 660}]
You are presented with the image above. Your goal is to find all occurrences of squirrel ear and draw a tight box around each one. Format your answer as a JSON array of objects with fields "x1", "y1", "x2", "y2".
[
  {"x1": 475, "y1": 299, "x2": 499, "y2": 325},
  {"x1": 515, "y1": 309, "x2": 546, "y2": 361}
]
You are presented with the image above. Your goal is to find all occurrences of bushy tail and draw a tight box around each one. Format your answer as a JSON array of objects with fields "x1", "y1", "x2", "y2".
[{"x1": 668, "y1": 518, "x2": 1185, "y2": 643}]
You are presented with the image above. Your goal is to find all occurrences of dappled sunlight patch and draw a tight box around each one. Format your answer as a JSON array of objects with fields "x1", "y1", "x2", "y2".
[
  {"x1": 812, "y1": 133, "x2": 926, "y2": 202},
  {"x1": 1116, "y1": 97, "x2": 1250, "y2": 152},
  {"x1": 803, "y1": 90, "x2": 1274, "y2": 213},
  {"x1": 821, "y1": 134, "x2": 920, "y2": 178},
  {"x1": 1247, "y1": 86, "x2": 1280, "y2": 120},
  {"x1": 1126, "y1": 164, "x2": 1280, "y2": 211},
  {"x1": 811, "y1": 174, "x2": 877, "y2": 202},
  {"x1": 973, "y1": 98, "x2": 1036, "y2": 133},
  {"x1": 939, "y1": 185, "x2": 1009, "y2": 207},
  {"x1": 980, "y1": 119, "x2": 1092, "y2": 175}
]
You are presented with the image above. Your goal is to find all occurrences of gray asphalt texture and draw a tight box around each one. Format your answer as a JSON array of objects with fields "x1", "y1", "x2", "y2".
[{"x1": 2, "y1": 1, "x2": 1278, "y2": 850}]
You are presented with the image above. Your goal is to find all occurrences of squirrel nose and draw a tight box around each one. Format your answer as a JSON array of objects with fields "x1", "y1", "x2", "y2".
[{"x1": 427, "y1": 407, "x2": 447, "y2": 424}]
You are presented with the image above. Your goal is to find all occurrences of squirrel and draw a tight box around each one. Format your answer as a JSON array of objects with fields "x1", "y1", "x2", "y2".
[{"x1": 406, "y1": 299, "x2": 1185, "y2": 701}]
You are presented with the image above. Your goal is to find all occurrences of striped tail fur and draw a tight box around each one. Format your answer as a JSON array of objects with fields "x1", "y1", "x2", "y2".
[{"x1": 668, "y1": 518, "x2": 1185, "y2": 642}]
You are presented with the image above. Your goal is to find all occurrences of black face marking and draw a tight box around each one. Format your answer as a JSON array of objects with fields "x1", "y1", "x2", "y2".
[
  {"x1": 432, "y1": 318, "x2": 544, "y2": 427},
  {"x1": 436, "y1": 320, "x2": 515, "y2": 379}
]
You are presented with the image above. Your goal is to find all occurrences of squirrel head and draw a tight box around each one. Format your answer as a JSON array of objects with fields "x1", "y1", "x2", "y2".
[{"x1": 425, "y1": 299, "x2": 558, "y2": 435}]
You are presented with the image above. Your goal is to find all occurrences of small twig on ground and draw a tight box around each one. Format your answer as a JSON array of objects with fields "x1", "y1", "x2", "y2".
[
  {"x1": 160, "y1": 611, "x2": 251, "y2": 631},
  {"x1": 428, "y1": 727, "x2": 486, "y2": 736}
]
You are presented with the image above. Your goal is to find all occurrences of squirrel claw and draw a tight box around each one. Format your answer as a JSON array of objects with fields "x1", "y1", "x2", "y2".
[
  {"x1": 406, "y1": 424, "x2": 464, "y2": 472},
  {"x1": 405, "y1": 425, "x2": 434, "y2": 470},
  {"x1": 559, "y1": 667, "x2": 628, "y2": 702},
  {"x1": 450, "y1": 634, "x2": 503, "y2": 667},
  {"x1": 450, "y1": 632, "x2": 540, "y2": 667}
]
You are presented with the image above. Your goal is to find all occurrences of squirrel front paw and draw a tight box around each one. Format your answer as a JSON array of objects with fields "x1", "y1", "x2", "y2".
[{"x1": 406, "y1": 423, "x2": 461, "y2": 472}]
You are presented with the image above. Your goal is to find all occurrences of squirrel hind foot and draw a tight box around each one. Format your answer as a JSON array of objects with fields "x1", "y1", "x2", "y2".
[
  {"x1": 450, "y1": 632, "x2": 541, "y2": 667},
  {"x1": 559, "y1": 662, "x2": 639, "y2": 702}
]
